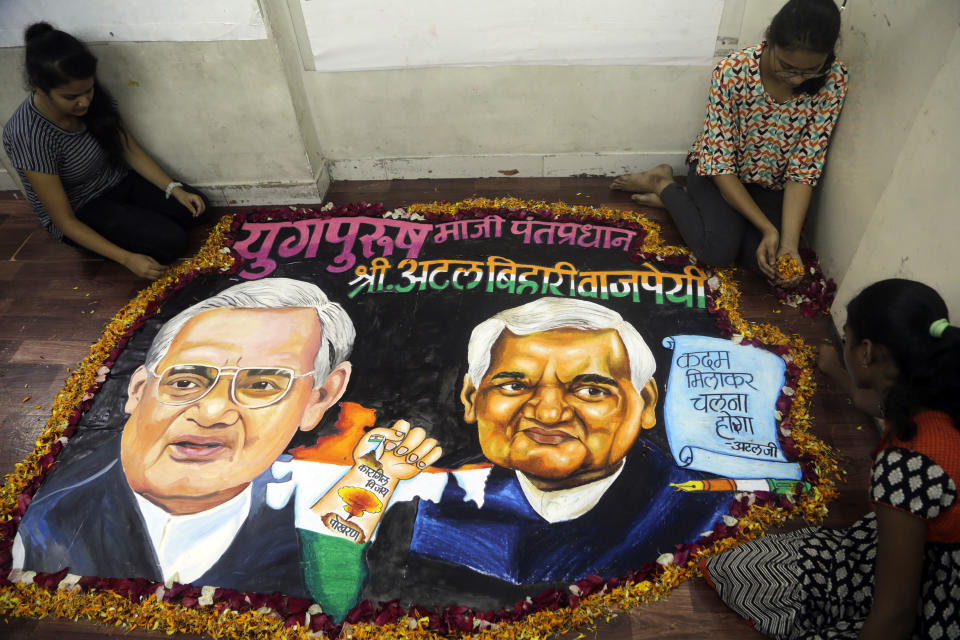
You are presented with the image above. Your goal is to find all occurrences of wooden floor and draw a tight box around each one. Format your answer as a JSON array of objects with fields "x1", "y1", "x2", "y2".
[{"x1": 0, "y1": 178, "x2": 880, "y2": 639}]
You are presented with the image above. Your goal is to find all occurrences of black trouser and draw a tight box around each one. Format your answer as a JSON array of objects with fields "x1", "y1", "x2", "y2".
[
  {"x1": 73, "y1": 172, "x2": 210, "y2": 264},
  {"x1": 660, "y1": 160, "x2": 783, "y2": 273}
]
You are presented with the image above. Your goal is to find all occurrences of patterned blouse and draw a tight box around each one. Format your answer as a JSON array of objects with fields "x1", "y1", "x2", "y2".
[
  {"x1": 872, "y1": 411, "x2": 959, "y2": 543},
  {"x1": 701, "y1": 410, "x2": 959, "y2": 639},
  {"x1": 870, "y1": 411, "x2": 960, "y2": 638},
  {"x1": 688, "y1": 43, "x2": 848, "y2": 189}
]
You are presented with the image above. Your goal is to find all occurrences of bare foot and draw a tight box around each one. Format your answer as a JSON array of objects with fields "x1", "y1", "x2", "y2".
[
  {"x1": 631, "y1": 192, "x2": 665, "y2": 208},
  {"x1": 610, "y1": 164, "x2": 675, "y2": 194}
]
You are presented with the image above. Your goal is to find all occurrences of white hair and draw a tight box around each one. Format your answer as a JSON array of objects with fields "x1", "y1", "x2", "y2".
[
  {"x1": 143, "y1": 278, "x2": 355, "y2": 388},
  {"x1": 466, "y1": 297, "x2": 656, "y2": 392}
]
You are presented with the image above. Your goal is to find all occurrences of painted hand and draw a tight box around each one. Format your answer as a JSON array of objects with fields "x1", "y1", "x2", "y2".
[{"x1": 358, "y1": 420, "x2": 443, "y2": 480}]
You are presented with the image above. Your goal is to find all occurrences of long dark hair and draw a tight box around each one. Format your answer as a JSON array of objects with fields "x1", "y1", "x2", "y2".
[
  {"x1": 767, "y1": 0, "x2": 842, "y2": 95},
  {"x1": 24, "y1": 22, "x2": 125, "y2": 164},
  {"x1": 846, "y1": 279, "x2": 960, "y2": 440}
]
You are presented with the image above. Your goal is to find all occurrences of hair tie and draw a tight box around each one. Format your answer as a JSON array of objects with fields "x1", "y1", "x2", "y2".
[{"x1": 929, "y1": 318, "x2": 950, "y2": 338}]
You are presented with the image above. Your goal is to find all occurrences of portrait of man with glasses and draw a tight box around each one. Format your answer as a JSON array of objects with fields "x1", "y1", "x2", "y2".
[{"x1": 12, "y1": 278, "x2": 440, "y2": 598}]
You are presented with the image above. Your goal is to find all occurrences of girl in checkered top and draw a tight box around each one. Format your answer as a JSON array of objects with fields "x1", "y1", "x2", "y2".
[{"x1": 703, "y1": 279, "x2": 960, "y2": 639}]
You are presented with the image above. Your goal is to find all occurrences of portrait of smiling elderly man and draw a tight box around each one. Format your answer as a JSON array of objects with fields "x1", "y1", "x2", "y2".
[
  {"x1": 12, "y1": 278, "x2": 359, "y2": 596},
  {"x1": 401, "y1": 297, "x2": 731, "y2": 589}
]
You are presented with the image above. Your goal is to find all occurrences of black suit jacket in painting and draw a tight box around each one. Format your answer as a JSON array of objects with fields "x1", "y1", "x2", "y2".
[
  {"x1": 16, "y1": 442, "x2": 308, "y2": 598},
  {"x1": 361, "y1": 439, "x2": 732, "y2": 611}
]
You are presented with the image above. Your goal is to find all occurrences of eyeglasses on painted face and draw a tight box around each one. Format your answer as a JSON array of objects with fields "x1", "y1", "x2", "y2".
[
  {"x1": 151, "y1": 364, "x2": 316, "y2": 408},
  {"x1": 772, "y1": 47, "x2": 829, "y2": 79}
]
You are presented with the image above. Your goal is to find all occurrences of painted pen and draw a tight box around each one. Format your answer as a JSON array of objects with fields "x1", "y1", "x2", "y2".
[{"x1": 670, "y1": 478, "x2": 812, "y2": 495}]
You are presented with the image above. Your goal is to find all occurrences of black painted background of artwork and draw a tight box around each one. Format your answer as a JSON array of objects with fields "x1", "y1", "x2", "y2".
[
  {"x1": 13, "y1": 216, "x2": 738, "y2": 618},
  {"x1": 49, "y1": 220, "x2": 720, "y2": 472}
]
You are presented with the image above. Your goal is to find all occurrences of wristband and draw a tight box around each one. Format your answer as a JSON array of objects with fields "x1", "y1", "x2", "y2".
[{"x1": 164, "y1": 181, "x2": 184, "y2": 199}]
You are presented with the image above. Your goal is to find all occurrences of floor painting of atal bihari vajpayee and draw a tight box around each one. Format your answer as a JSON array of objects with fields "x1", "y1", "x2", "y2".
[{"x1": 2, "y1": 201, "x2": 833, "y2": 638}]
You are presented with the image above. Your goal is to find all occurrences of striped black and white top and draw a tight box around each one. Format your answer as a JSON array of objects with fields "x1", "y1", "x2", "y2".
[{"x1": 2, "y1": 95, "x2": 129, "y2": 240}]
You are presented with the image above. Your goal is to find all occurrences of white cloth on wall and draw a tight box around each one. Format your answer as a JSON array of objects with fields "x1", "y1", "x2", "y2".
[
  {"x1": 0, "y1": 0, "x2": 267, "y2": 48},
  {"x1": 300, "y1": 0, "x2": 726, "y2": 71}
]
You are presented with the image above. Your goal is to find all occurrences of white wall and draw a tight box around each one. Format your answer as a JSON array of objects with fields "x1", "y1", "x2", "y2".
[
  {"x1": 808, "y1": 0, "x2": 960, "y2": 285},
  {"x1": 826, "y1": 24, "x2": 960, "y2": 326},
  {"x1": 289, "y1": 0, "x2": 748, "y2": 179},
  {"x1": 259, "y1": 0, "x2": 329, "y2": 194},
  {"x1": 307, "y1": 65, "x2": 716, "y2": 180}
]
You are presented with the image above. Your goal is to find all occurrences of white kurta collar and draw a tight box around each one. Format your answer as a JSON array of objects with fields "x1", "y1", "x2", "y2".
[
  {"x1": 135, "y1": 486, "x2": 252, "y2": 584},
  {"x1": 515, "y1": 458, "x2": 626, "y2": 523}
]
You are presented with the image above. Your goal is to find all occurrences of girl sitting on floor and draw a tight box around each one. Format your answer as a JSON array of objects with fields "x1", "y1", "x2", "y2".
[
  {"x1": 611, "y1": 0, "x2": 847, "y2": 282},
  {"x1": 703, "y1": 278, "x2": 960, "y2": 639},
  {"x1": 2, "y1": 22, "x2": 209, "y2": 280}
]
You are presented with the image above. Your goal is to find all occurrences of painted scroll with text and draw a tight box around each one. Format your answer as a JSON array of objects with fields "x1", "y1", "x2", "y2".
[{"x1": 663, "y1": 335, "x2": 801, "y2": 480}]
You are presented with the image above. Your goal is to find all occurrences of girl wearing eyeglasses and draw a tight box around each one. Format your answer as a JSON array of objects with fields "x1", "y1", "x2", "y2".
[
  {"x1": 2, "y1": 23, "x2": 209, "y2": 280},
  {"x1": 612, "y1": 0, "x2": 846, "y2": 284}
]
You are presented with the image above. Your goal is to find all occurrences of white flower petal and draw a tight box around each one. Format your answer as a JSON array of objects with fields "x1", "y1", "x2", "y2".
[
  {"x1": 198, "y1": 585, "x2": 217, "y2": 607},
  {"x1": 58, "y1": 573, "x2": 83, "y2": 591}
]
